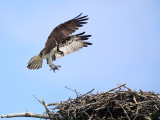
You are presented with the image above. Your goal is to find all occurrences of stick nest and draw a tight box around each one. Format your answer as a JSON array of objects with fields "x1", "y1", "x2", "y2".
[{"x1": 46, "y1": 84, "x2": 160, "y2": 120}]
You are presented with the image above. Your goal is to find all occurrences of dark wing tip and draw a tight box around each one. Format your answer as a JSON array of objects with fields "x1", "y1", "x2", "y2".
[
  {"x1": 79, "y1": 22, "x2": 88, "y2": 24},
  {"x1": 75, "y1": 13, "x2": 83, "y2": 18},
  {"x1": 74, "y1": 13, "x2": 89, "y2": 20},
  {"x1": 81, "y1": 34, "x2": 92, "y2": 40},
  {"x1": 84, "y1": 42, "x2": 92, "y2": 45},
  {"x1": 75, "y1": 32, "x2": 85, "y2": 36},
  {"x1": 84, "y1": 35, "x2": 92, "y2": 37},
  {"x1": 77, "y1": 15, "x2": 88, "y2": 21}
]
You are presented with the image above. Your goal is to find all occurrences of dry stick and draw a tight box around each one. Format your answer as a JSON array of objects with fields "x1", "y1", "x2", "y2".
[
  {"x1": 106, "y1": 83, "x2": 126, "y2": 93},
  {"x1": 65, "y1": 86, "x2": 82, "y2": 96},
  {"x1": 88, "y1": 115, "x2": 93, "y2": 120},
  {"x1": 107, "y1": 108, "x2": 113, "y2": 119},
  {"x1": 33, "y1": 95, "x2": 50, "y2": 114},
  {"x1": 133, "y1": 105, "x2": 142, "y2": 120},
  {"x1": 78, "y1": 89, "x2": 95, "y2": 99},
  {"x1": 1, "y1": 95, "x2": 61, "y2": 119},
  {"x1": 75, "y1": 89, "x2": 79, "y2": 97},
  {"x1": 154, "y1": 105, "x2": 159, "y2": 111},
  {"x1": 33, "y1": 94, "x2": 43, "y2": 104},
  {"x1": 50, "y1": 98, "x2": 72, "y2": 110},
  {"x1": 133, "y1": 96, "x2": 138, "y2": 104},
  {"x1": 83, "y1": 110, "x2": 90, "y2": 118},
  {"x1": 123, "y1": 85, "x2": 132, "y2": 91},
  {"x1": 1, "y1": 112, "x2": 58, "y2": 119},
  {"x1": 46, "y1": 102, "x2": 60, "y2": 106},
  {"x1": 85, "y1": 89, "x2": 95, "y2": 95},
  {"x1": 42, "y1": 99, "x2": 50, "y2": 114},
  {"x1": 116, "y1": 100, "x2": 131, "y2": 120}
]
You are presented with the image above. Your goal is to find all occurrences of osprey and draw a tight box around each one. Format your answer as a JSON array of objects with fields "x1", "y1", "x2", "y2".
[{"x1": 27, "y1": 13, "x2": 92, "y2": 72}]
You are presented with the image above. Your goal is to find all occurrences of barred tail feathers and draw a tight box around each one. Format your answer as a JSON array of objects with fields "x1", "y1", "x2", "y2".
[{"x1": 27, "y1": 55, "x2": 43, "y2": 70}]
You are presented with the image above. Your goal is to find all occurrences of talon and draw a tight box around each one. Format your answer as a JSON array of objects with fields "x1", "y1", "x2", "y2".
[
  {"x1": 49, "y1": 65, "x2": 61, "y2": 72},
  {"x1": 56, "y1": 65, "x2": 61, "y2": 68}
]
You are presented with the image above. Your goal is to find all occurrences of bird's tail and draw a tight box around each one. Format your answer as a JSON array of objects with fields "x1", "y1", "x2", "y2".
[{"x1": 27, "y1": 55, "x2": 43, "y2": 70}]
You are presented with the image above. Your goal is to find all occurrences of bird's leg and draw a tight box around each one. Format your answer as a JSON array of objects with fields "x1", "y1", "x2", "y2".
[
  {"x1": 48, "y1": 53, "x2": 61, "y2": 72},
  {"x1": 49, "y1": 64, "x2": 61, "y2": 73}
]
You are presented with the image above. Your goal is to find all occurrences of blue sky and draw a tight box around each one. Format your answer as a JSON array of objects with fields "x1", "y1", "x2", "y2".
[{"x1": 0, "y1": 0, "x2": 160, "y2": 119}]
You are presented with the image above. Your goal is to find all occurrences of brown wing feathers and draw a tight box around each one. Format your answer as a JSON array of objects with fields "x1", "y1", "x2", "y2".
[
  {"x1": 58, "y1": 13, "x2": 88, "y2": 37},
  {"x1": 45, "y1": 13, "x2": 89, "y2": 54}
]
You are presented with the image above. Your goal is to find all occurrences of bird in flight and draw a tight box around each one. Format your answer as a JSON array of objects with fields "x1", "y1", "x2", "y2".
[{"x1": 27, "y1": 13, "x2": 92, "y2": 72}]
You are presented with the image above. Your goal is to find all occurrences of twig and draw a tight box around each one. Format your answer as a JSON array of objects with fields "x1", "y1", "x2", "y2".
[
  {"x1": 75, "y1": 89, "x2": 79, "y2": 97},
  {"x1": 106, "y1": 83, "x2": 126, "y2": 93},
  {"x1": 46, "y1": 102, "x2": 60, "y2": 106},
  {"x1": 33, "y1": 94, "x2": 50, "y2": 114},
  {"x1": 33, "y1": 94, "x2": 43, "y2": 104},
  {"x1": 85, "y1": 89, "x2": 94, "y2": 95},
  {"x1": 42, "y1": 99, "x2": 50, "y2": 114},
  {"x1": 65, "y1": 86, "x2": 82, "y2": 96},
  {"x1": 107, "y1": 108, "x2": 113, "y2": 119},
  {"x1": 83, "y1": 110, "x2": 90, "y2": 118},
  {"x1": 133, "y1": 96, "x2": 138, "y2": 104},
  {"x1": 1, "y1": 112, "x2": 60, "y2": 119},
  {"x1": 77, "y1": 89, "x2": 95, "y2": 99},
  {"x1": 116, "y1": 100, "x2": 131, "y2": 120},
  {"x1": 123, "y1": 85, "x2": 132, "y2": 91}
]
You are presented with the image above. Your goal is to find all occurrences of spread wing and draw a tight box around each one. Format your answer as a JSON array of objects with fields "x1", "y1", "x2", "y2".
[
  {"x1": 45, "y1": 13, "x2": 89, "y2": 54},
  {"x1": 55, "y1": 32, "x2": 92, "y2": 59}
]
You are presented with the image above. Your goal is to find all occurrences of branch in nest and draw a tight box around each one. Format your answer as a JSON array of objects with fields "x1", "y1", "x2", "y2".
[
  {"x1": 65, "y1": 86, "x2": 82, "y2": 96},
  {"x1": 106, "y1": 83, "x2": 126, "y2": 93},
  {"x1": 1, "y1": 112, "x2": 61, "y2": 119}
]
